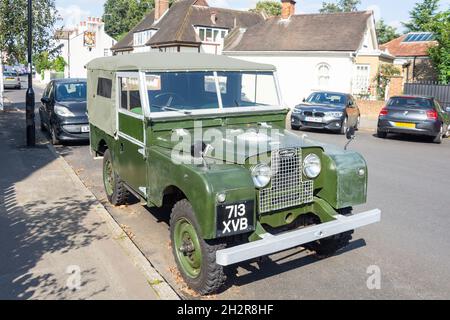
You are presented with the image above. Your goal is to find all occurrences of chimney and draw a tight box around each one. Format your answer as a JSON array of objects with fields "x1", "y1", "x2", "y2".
[
  {"x1": 281, "y1": 0, "x2": 296, "y2": 19},
  {"x1": 155, "y1": 0, "x2": 170, "y2": 21}
]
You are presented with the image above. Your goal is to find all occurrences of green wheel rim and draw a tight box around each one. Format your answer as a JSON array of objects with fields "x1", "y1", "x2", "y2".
[
  {"x1": 103, "y1": 158, "x2": 114, "y2": 197},
  {"x1": 174, "y1": 218, "x2": 202, "y2": 279}
]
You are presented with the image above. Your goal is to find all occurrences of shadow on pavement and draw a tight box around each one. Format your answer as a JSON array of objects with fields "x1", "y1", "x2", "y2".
[{"x1": 0, "y1": 111, "x2": 106, "y2": 299}]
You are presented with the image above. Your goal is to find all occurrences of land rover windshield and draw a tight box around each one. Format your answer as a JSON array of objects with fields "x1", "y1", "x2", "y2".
[{"x1": 146, "y1": 71, "x2": 280, "y2": 113}]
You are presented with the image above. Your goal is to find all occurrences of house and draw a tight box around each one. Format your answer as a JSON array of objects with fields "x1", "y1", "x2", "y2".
[
  {"x1": 380, "y1": 32, "x2": 438, "y2": 83},
  {"x1": 55, "y1": 17, "x2": 117, "y2": 79},
  {"x1": 224, "y1": 0, "x2": 394, "y2": 107},
  {"x1": 111, "y1": 0, "x2": 264, "y2": 55}
]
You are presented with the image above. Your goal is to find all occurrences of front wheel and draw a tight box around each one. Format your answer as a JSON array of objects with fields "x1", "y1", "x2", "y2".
[
  {"x1": 103, "y1": 149, "x2": 130, "y2": 206},
  {"x1": 170, "y1": 199, "x2": 226, "y2": 295},
  {"x1": 304, "y1": 208, "x2": 354, "y2": 258}
]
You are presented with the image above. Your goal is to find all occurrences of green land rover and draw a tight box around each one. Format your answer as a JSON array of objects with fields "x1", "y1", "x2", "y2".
[{"x1": 87, "y1": 52, "x2": 380, "y2": 295}]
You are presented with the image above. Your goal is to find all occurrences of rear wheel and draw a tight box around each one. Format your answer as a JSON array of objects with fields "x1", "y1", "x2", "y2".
[
  {"x1": 103, "y1": 149, "x2": 130, "y2": 206},
  {"x1": 433, "y1": 125, "x2": 444, "y2": 144},
  {"x1": 305, "y1": 208, "x2": 354, "y2": 259},
  {"x1": 377, "y1": 129, "x2": 387, "y2": 139},
  {"x1": 170, "y1": 199, "x2": 226, "y2": 295}
]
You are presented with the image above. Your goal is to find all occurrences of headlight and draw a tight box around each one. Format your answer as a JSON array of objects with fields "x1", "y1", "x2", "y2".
[
  {"x1": 251, "y1": 164, "x2": 271, "y2": 188},
  {"x1": 55, "y1": 105, "x2": 75, "y2": 117},
  {"x1": 303, "y1": 154, "x2": 321, "y2": 179},
  {"x1": 325, "y1": 111, "x2": 343, "y2": 117}
]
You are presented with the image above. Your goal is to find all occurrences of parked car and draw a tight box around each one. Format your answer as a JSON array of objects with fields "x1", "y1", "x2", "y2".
[
  {"x1": 377, "y1": 95, "x2": 450, "y2": 144},
  {"x1": 3, "y1": 71, "x2": 21, "y2": 89},
  {"x1": 291, "y1": 91, "x2": 361, "y2": 134},
  {"x1": 39, "y1": 78, "x2": 89, "y2": 145},
  {"x1": 87, "y1": 53, "x2": 380, "y2": 295}
]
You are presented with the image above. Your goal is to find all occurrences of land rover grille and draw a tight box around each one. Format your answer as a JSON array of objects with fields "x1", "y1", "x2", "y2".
[{"x1": 258, "y1": 148, "x2": 314, "y2": 213}]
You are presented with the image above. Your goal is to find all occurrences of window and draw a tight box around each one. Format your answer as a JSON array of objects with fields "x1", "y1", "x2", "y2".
[
  {"x1": 352, "y1": 64, "x2": 370, "y2": 95},
  {"x1": 387, "y1": 97, "x2": 432, "y2": 109},
  {"x1": 307, "y1": 92, "x2": 347, "y2": 105},
  {"x1": 55, "y1": 82, "x2": 86, "y2": 102},
  {"x1": 133, "y1": 29, "x2": 156, "y2": 46},
  {"x1": 317, "y1": 63, "x2": 330, "y2": 87},
  {"x1": 196, "y1": 27, "x2": 228, "y2": 43},
  {"x1": 97, "y1": 77, "x2": 112, "y2": 99},
  {"x1": 119, "y1": 77, "x2": 142, "y2": 114}
]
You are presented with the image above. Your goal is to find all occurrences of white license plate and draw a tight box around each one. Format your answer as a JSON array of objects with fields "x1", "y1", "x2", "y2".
[
  {"x1": 305, "y1": 117, "x2": 323, "y2": 123},
  {"x1": 81, "y1": 125, "x2": 90, "y2": 133}
]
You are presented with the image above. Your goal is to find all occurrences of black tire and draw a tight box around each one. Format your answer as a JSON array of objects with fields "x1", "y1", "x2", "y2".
[
  {"x1": 304, "y1": 208, "x2": 354, "y2": 259},
  {"x1": 433, "y1": 124, "x2": 444, "y2": 144},
  {"x1": 340, "y1": 117, "x2": 348, "y2": 135},
  {"x1": 170, "y1": 199, "x2": 226, "y2": 295},
  {"x1": 377, "y1": 130, "x2": 387, "y2": 139},
  {"x1": 103, "y1": 149, "x2": 130, "y2": 206},
  {"x1": 50, "y1": 125, "x2": 60, "y2": 145},
  {"x1": 291, "y1": 124, "x2": 300, "y2": 131}
]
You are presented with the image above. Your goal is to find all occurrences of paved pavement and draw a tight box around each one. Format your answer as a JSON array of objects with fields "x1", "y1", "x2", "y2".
[
  {"x1": 0, "y1": 81, "x2": 163, "y2": 299},
  {"x1": 3, "y1": 80, "x2": 450, "y2": 299}
]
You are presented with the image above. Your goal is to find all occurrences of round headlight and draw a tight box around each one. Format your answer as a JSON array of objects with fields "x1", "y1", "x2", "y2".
[
  {"x1": 251, "y1": 164, "x2": 272, "y2": 188},
  {"x1": 303, "y1": 154, "x2": 321, "y2": 179}
]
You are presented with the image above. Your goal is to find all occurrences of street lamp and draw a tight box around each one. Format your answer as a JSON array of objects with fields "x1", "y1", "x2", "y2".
[{"x1": 25, "y1": 0, "x2": 35, "y2": 146}]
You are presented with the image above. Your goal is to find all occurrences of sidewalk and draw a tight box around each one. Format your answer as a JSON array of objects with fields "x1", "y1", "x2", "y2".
[{"x1": 0, "y1": 110, "x2": 164, "y2": 299}]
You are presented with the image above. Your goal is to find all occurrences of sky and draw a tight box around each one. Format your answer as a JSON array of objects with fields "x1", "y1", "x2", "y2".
[{"x1": 56, "y1": 0, "x2": 450, "y2": 31}]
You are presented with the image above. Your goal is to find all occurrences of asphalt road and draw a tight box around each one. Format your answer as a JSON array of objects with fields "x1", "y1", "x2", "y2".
[{"x1": 5, "y1": 81, "x2": 450, "y2": 299}]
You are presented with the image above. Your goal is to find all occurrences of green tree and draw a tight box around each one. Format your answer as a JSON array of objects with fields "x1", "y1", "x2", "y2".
[
  {"x1": 319, "y1": 0, "x2": 361, "y2": 13},
  {"x1": 0, "y1": 0, "x2": 57, "y2": 64},
  {"x1": 426, "y1": 10, "x2": 450, "y2": 83},
  {"x1": 52, "y1": 56, "x2": 66, "y2": 72},
  {"x1": 250, "y1": 1, "x2": 282, "y2": 17},
  {"x1": 402, "y1": 0, "x2": 440, "y2": 32},
  {"x1": 375, "y1": 64, "x2": 401, "y2": 100},
  {"x1": 376, "y1": 19, "x2": 400, "y2": 44}
]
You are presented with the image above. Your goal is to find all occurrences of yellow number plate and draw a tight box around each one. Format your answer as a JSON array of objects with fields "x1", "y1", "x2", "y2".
[{"x1": 394, "y1": 122, "x2": 416, "y2": 128}]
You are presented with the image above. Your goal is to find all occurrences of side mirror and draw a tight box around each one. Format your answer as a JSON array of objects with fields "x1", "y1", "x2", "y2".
[
  {"x1": 346, "y1": 127, "x2": 356, "y2": 140},
  {"x1": 41, "y1": 97, "x2": 50, "y2": 104},
  {"x1": 348, "y1": 100, "x2": 354, "y2": 107},
  {"x1": 302, "y1": 98, "x2": 306, "y2": 103}
]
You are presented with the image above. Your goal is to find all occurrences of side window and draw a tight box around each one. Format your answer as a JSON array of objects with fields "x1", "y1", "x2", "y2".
[
  {"x1": 97, "y1": 77, "x2": 112, "y2": 98},
  {"x1": 119, "y1": 77, "x2": 142, "y2": 114}
]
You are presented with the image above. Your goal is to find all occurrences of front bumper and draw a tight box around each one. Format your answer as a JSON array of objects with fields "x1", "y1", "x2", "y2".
[
  {"x1": 216, "y1": 208, "x2": 380, "y2": 266},
  {"x1": 55, "y1": 119, "x2": 90, "y2": 141},
  {"x1": 291, "y1": 113, "x2": 343, "y2": 131},
  {"x1": 378, "y1": 118, "x2": 441, "y2": 137}
]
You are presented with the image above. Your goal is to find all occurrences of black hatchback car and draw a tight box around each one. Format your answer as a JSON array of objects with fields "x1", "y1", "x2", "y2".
[
  {"x1": 291, "y1": 91, "x2": 361, "y2": 134},
  {"x1": 39, "y1": 79, "x2": 88, "y2": 144},
  {"x1": 377, "y1": 96, "x2": 450, "y2": 144}
]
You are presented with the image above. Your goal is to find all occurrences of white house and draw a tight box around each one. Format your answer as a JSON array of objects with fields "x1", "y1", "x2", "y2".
[
  {"x1": 111, "y1": 0, "x2": 264, "y2": 55},
  {"x1": 224, "y1": 0, "x2": 394, "y2": 108},
  {"x1": 55, "y1": 17, "x2": 117, "y2": 79}
]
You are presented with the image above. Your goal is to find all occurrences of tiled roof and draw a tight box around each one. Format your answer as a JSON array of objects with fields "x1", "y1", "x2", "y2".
[
  {"x1": 224, "y1": 11, "x2": 372, "y2": 52},
  {"x1": 380, "y1": 34, "x2": 437, "y2": 57}
]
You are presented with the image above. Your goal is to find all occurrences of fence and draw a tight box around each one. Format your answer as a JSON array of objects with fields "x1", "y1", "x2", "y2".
[{"x1": 404, "y1": 82, "x2": 450, "y2": 108}]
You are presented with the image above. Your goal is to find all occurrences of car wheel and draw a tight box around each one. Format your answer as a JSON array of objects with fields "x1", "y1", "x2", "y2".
[
  {"x1": 377, "y1": 130, "x2": 387, "y2": 139},
  {"x1": 50, "y1": 125, "x2": 60, "y2": 145},
  {"x1": 103, "y1": 149, "x2": 130, "y2": 206},
  {"x1": 340, "y1": 117, "x2": 348, "y2": 134},
  {"x1": 291, "y1": 124, "x2": 300, "y2": 131},
  {"x1": 433, "y1": 125, "x2": 444, "y2": 144},
  {"x1": 170, "y1": 199, "x2": 226, "y2": 295},
  {"x1": 305, "y1": 208, "x2": 354, "y2": 258}
]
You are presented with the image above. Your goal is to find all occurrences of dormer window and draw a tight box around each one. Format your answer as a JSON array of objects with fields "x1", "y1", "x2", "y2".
[
  {"x1": 133, "y1": 29, "x2": 156, "y2": 46},
  {"x1": 196, "y1": 27, "x2": 228, "y2": 43}
]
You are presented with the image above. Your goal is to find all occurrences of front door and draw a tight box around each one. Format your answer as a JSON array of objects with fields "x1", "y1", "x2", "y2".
[{"x1": 116, "y1": 72, "x2": 148, "y2": 197}]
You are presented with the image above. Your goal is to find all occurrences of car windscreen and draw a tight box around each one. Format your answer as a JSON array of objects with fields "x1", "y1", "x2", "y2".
[
  {"x1": 146, "y1": 71, "x2": 279, "y2": 113},
  {"x1": 3, "y1": 72, "x2": 15, "y2": 77},
  {"x1": 55, "y1": 82, "x2": 87, "y2": 102},
  {"x1": 387, "y1": 97, "x2": 432, "y2": 109},
  {"x1": 307, "y1": 92, "x2": 347, "y2": 106},
  {"x1": 146, "y1": 72, "x2": 218, "y2": 112}
]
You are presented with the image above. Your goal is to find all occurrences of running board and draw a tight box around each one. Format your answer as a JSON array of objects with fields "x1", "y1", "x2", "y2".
[{"x1": 216, "y1": 209, "x2": 381, "y2": 266}]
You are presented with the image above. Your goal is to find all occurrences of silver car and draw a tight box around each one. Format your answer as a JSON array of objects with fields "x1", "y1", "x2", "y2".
[{"x1": 3, "y1": 71, "x2": 21, "y2": 89}]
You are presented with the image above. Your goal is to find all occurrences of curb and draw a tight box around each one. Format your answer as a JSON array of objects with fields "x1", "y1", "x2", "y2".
[{"x1": 45, "y1": 143, "x2": 180, "y2": 300}]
